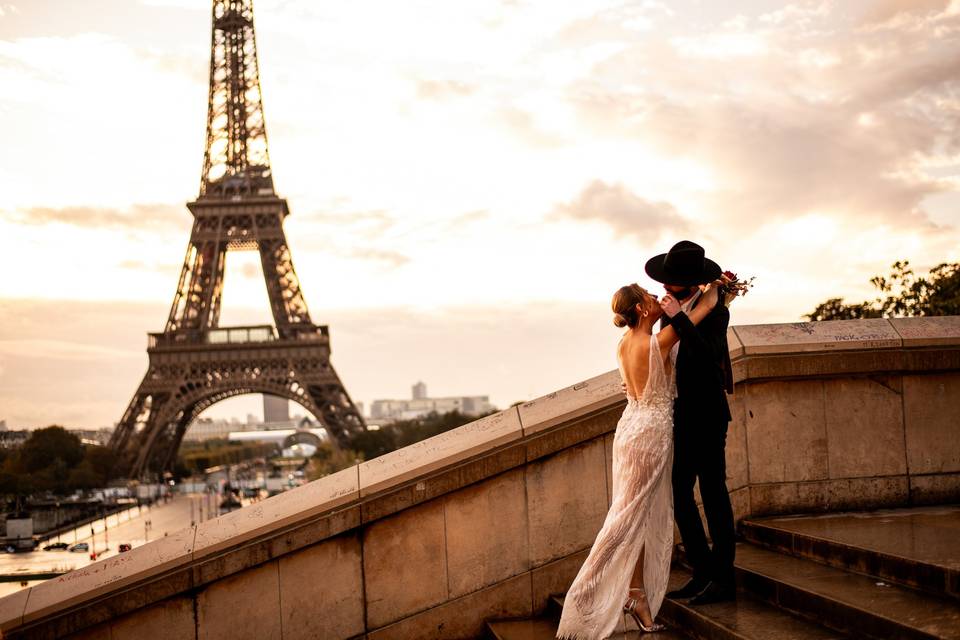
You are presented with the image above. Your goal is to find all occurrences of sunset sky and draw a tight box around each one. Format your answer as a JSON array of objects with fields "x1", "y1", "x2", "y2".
[{"x1": 1, "y1": 0, "x2": 958, "y2": 429}]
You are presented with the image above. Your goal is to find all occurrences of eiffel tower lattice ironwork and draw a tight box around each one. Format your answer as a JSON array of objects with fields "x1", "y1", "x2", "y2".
[{"x1": 109, "y1": 0, "x2": 365, "y2": 479}]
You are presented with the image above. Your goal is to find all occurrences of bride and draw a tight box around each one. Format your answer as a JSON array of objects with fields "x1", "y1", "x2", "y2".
[{"x1": 556, "y1": 281, "x2": 720, "y2": 639}]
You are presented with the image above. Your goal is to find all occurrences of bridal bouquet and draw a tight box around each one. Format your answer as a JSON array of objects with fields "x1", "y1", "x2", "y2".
[{"x1": 718, "y1": 270, "x2": 754, "y2": 306}]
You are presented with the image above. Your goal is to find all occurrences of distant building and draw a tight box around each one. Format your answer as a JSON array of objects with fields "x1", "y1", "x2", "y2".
[
  {"x1": 183, "y1": 418, "x2": 235, "y2": 442},
  {"x1": 263, "y1": 395, "x2": 289, "y2": 423},
  {"x1": 412, "y1": 381, "x2": 427, "y2": 400},
  {"x1": 370, "y1": 382, "x2": 494, "y2": 422},
  {"x1": 0, "y1": 430, "x2": 29, "y2": 449},
  {"x1": 183, "y1": 413, "x2": 316, "y2": 443},
  {"x1": 0, "y1": 419, "x2": 6, "y2": 431},
  {"x1": 70, "y1": 428, "x2": 113, "y2": 446}
]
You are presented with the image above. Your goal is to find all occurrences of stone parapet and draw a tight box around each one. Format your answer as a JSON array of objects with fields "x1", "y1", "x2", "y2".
[{"x1": 1, "y1": 316, "x2": 957, "y2": 639}]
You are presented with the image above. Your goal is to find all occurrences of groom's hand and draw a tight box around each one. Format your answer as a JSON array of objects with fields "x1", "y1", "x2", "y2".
[{"x1": 660, "y1": 294, "x2": 681, "y2": 318}]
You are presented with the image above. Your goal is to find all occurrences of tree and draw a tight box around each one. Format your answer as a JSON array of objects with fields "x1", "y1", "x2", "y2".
[
  {"x1": 806, "y1": 261, "x2": 960, "y2": 321},
  {"x1": 18, "y1": 426, "x2": 84, "y2": 474}
]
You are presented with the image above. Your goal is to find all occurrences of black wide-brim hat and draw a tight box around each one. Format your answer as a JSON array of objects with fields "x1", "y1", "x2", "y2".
[{"x1": 645, "y1": 240, "x2": 722, "y2": 287}]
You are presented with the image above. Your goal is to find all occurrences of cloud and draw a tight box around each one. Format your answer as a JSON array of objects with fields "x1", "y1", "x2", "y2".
[
  {"x1": 563, "y1": 1, "x2": 960, "y2": 231},
  {"x1": 342, "y1": 248, "x2": 410, "y2": 267},
  {"x1": 12, "y1": 203, "x2": 189, "y2": 231},
  {"x1": 495, "y1": 107, "x2": 567, "y2": 148},
  {"x1": 0, "y1": 339, "x2": 139, "y2": 361},
  {"x1": 860, "y1": 0, "x2": 956, "y2": 28},
  {"x1": 303, "y1": 209, "x2": 398, "y2": 237},
  {"x1": 415, "y1": 78, "x2": 476, "y2": 100},
  {"x1": 553, "y1": 180, "x2": 688, "y2": 241}
]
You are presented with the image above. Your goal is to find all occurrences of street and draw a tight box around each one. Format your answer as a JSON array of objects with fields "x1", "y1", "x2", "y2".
[{"x1": 0, "y1": 493, "x2": 221, "y2": 598}]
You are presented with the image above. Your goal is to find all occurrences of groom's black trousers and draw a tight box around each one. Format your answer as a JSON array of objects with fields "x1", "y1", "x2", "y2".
[{"x1": 672, "y1": 414, "x2": 736, "y2": 586}]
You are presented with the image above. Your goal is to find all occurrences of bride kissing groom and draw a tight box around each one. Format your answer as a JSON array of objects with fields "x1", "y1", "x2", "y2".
[{"x1": 557, "y1": 240, "x2": 739, "y2": 639}]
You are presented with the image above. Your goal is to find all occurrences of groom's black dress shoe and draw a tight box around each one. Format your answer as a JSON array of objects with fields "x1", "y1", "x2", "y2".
[
  {"x1": 666, "y1": 577, "x2": 710, "y2": 599},
  {"x1": 688, "y1": 581, "x2": 736, "y2": 606}
]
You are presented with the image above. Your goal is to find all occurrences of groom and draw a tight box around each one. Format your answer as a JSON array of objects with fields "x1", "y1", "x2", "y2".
[{"x1": 646, "y1": 240, "x2": 736, "y2": 605}]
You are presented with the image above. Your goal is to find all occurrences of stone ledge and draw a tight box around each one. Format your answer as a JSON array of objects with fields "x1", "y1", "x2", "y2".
[
  {"x1": 519, "y1": 370, "x2": 623, "y2": 436},
  {"x1": 194, "y1": 464, "x2": 359, "y2": 559},
  {"x1": 358, "y1": 406, "x2": 522, "y2": 498},
  {"x1": 22, "y1": 525, "x2": 196, "y2": 626},
  {"x1": 732, "y1": 318, "x2": 902, "y2": 355},
  {"x1": 891, "y1": 316, "x2": 960, "y2": 347}
]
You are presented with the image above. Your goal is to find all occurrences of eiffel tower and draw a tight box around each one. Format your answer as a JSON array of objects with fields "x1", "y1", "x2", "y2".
[{"x1": 109, "y1": 0, "x2": 365, "y2": 479}]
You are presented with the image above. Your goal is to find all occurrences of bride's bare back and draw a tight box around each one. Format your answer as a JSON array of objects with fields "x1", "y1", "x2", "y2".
[{"x1": 618, "y1": 332, "x2": 674, "y2": 399}]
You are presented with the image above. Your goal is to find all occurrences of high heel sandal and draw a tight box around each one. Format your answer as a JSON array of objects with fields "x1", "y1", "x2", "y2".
[{"x1": 624, "y1": 587, "x2": 665, "y2": 633}]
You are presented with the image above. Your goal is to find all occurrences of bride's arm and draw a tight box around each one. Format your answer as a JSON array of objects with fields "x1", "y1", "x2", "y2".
[{"x1": 655, "y1": 283, "x2": 719, "y2": 356}]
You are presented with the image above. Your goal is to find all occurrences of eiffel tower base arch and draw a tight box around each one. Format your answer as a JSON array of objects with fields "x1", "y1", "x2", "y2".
[{"x1": 110, "y1": 326, "x2": 363, "y2": 479}]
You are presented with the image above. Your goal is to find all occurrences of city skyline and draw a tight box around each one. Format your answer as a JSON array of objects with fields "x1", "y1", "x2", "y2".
[{"x1": 2, "y1": 0, "x2": 959, "y2": 428}]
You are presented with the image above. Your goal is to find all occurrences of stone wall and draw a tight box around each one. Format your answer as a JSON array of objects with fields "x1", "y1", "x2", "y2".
[{"x1": 1, "y1": 317, "x2": 958, "y2": 640}]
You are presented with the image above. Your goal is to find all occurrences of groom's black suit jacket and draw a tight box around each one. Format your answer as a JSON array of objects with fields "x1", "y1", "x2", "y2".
[{"x1": 661, "y1": 295, "x2": 734, "y2": 426}]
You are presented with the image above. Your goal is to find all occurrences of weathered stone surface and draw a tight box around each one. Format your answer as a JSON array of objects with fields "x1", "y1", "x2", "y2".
[
  {"x1": 279, "y1": 534, "x2": 364, "y2": 640},
  {"x1": 750, "y1": 477, "x2": 909, "y2": 516},
  {"x1": 527, "y1": 438, "x2": 608, "y2": 567},
  {"x1": 726, "y1": 391, "x2": 749, "y2": 491},
  {"x1": 730, "y1": 486, "x2": 751, "y2": 523},
  {"x1": 31, "y1": 566, "x2": 194, "y2": 640},
  {"x1": 111, "y1": 597, "x2": 196, "y2": 640},
  {"x1": 363, "y1": 498, "x2": 447, "y2": 628},
  {"x1": 745, "y1": 380, "x2": 828, "y2": 484},
  {"x1": 194, "y1": 465, "x2": 358, "y2": 558},
  {"x1": 519, "y1": 370, "x2": 623, "y2": 436},
  {"x1": 197, "y1": 561, "x2": 281, "y2": 640},
  {"x1": 360, "y1": 445, "x2": 525, "y2": 523},
  {"x1": 23, "y1": 525, "x2": 196, "y2": 624},
  {"x1": 825, "y1": 377, "x2": 907, "y2": 479},
  {"x1": 801, "y1": 476, "x2": 909, "y2": 512},
  {"x1": 444, "y1": 469, "x2": 529, "y2": 598},
  {"x1": 891, "y1": 316, "x2": 960, "y2": 347},
  {"x1": 0, "y1": 588, "x2": 29, "y2": 633},
  {"x1": 367, "y1": 573, "x2": 532, "y2": 640},
  {"x1": 62, "y1": 621, "x2": 110, "y2": 640},
  {"x1": 524, "y1": 407, "x2": 620, "y2": 464},
  {"x1": 359, "y1": 407, "x2": 522, "y2": 498},
  {"x1": 728, "y1": 327, "x2": 744, "y2": 359},
  {"x1": 904, "y1": 374, "x2": 960, "y2": 474},
  {"x1": 531, "y1": 550, "x2": 588, "y2": 614},
  {"x1": 735, "y1": 319, "x2": 901, "y2": 355},
  {"x1": 910, "y1": 473, "x2": 960, "y2": 505}
]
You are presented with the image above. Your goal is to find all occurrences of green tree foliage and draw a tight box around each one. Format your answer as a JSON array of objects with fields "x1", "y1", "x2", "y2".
[
  {"x1": 806, "y1": 261, "x2": 960, "y2": 321},
  {"x1": 0, "y1": 428, "x2": 121, "y2": 497},
  {"x1": 18, "y1": 426, "x2": 83, "y2": 473}
]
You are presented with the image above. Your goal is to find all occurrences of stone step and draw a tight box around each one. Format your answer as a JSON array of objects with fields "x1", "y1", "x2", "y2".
[
  {"x1": 734, "y1": 543, "x2": 960, "y2": 639},
  {"x1": 741, "y1": 506, "x2": 960, "y2": 601},
  {"x1": 504, "y1": 573, "x2": 843, "y2": 640},
  {"x1": 659, "y1": 567, "x2": 847, "y2": 640},
  {"x1": 484, "y1": 616, "x2": 688, "y2": 640}
]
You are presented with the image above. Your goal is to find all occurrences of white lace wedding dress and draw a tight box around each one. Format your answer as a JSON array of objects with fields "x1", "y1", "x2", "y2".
[{"x1": 557, "y1": 334, "x2": 677, "y2": 640}]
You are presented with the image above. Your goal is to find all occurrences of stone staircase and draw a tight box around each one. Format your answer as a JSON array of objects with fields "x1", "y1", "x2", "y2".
[{"x1": 484, "y1": 506, "x2": 960, "y2": 640}]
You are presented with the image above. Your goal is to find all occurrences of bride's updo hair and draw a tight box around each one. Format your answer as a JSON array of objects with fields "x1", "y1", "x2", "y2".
[{"x1": 612, "y1": 283, "x2": 649, "y2": 328}]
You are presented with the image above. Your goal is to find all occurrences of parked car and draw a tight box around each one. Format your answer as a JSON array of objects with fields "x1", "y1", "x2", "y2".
[
  {"x1": 43, "y1": 542, "x2": 69, "y2": 551},
  {"x1": 69, "y1": 543, "x2": 89, "y2": 553},
  {"x1": 118, "y1": 543, "x2": 132, "y2": 553}
]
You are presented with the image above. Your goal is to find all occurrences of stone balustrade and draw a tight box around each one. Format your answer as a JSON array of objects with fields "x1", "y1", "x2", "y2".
[{"x1": 1, "y1": 316, "x2": 958, "y2": 640}]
